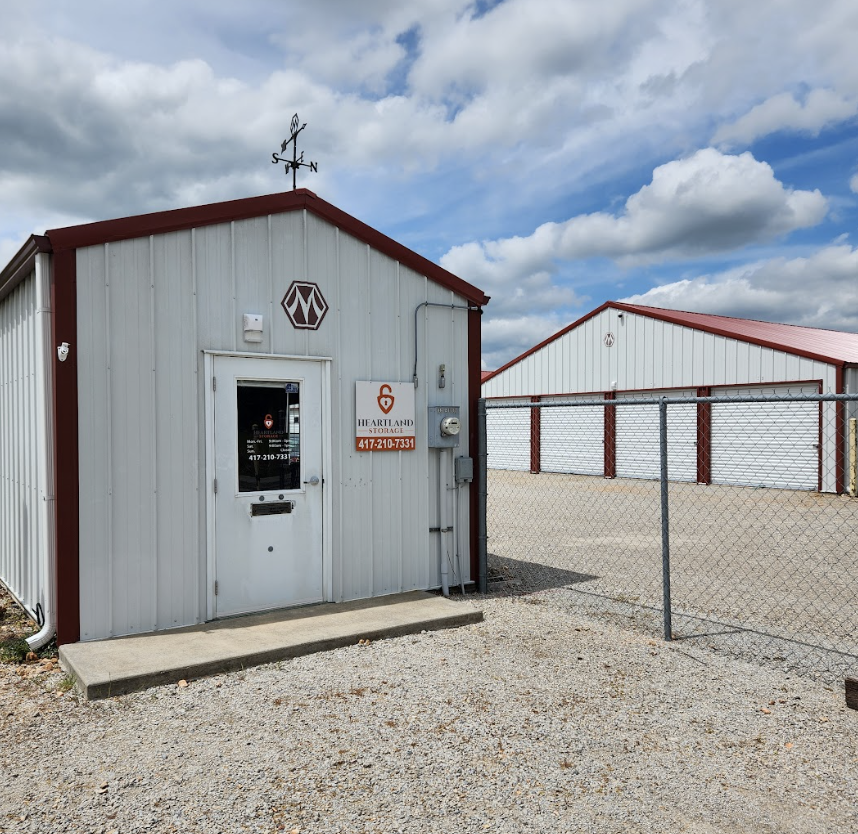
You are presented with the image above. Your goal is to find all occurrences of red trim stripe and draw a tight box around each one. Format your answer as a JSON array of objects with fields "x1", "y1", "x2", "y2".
[
  {"x1": 604, "y1": 392, "x2": 616, "y2": 478},
  {"x1": 530, "y1": 397, "x2": 541, "y2": 474},
  {"x1": 468, "y1": 307, "x2": 482, "y2": 585},
  {"x1": 696, "y1": 387, "x2": 711, "y2": 484},
  {"x1": 51, "y1": 250, "x2": 80, "y2": 645}
]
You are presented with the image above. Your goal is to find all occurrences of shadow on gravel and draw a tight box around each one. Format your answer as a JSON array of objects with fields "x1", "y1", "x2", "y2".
[{"x1": 487, "y1": 553, "x2": 598, "y2": 594}]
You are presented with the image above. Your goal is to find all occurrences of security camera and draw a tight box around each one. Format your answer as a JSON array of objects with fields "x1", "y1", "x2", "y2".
[{"x1": 57, "y1": 342, "x2": 70, "y2": 362}]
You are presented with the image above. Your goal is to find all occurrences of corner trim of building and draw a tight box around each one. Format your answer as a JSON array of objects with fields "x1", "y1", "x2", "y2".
[{"x1": 51, "y1": 248, "x2": 80, "y2": 645}]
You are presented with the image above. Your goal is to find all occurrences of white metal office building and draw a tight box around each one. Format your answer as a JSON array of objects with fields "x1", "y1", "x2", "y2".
[
  {"x1": 482, "y1": 301, "x2": 858, "y2": 492},
  {"x1": 0, "y1": 190, "x2": 488, "y2": 646}
]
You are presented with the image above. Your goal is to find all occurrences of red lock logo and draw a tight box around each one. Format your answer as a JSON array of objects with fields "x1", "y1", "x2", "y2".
[{"x1": 377, "y1": 385, "x2": 395, "y2": 414}]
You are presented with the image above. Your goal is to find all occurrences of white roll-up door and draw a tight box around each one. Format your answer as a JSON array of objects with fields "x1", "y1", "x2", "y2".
[
  {"x1": 711, "y1": 385, "x2": 819, "y2": 490},
  {"x1": 540, "y1": 396, "x2": 604, "y2": 475},
  {"x1": 615, "y1": 390, "x2": 697, "y2": 481},
  {"x1": 486, "y1": 400, "x2": 531, "y2": 471}
]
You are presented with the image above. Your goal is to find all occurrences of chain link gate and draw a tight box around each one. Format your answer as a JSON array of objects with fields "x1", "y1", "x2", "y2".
[{"x1": 478, "y1": 393, "x2": 858, "y2": 683}]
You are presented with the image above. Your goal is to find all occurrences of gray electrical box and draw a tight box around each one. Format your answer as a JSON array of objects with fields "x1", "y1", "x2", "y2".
[
  {"x1": 454, "y1": 456, "x2": 473, "y2": 483},
  {"x1": 428, "y1": 405, "x2": 461, "y2": 447}
]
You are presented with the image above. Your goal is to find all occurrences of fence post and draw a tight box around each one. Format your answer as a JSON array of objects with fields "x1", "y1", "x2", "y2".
[
  {"x1": 849, "y1": 418, "x2": 857, "y2": 497},
  {"x1": 659, "y1": 397, "x2": 673, "y2": 641},
  {"x1": 477, "y1": 398, "x2": 488, "y2": 593}
]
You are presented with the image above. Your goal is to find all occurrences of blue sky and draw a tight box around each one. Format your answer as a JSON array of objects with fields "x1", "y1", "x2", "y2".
[{"x1": 2, "y1": 0, "x2": 857, "y2": 369}]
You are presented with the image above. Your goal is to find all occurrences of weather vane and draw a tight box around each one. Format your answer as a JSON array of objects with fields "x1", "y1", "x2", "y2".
[{"x1": 272, "y1": 113, "x2": 318, "y2": 190}]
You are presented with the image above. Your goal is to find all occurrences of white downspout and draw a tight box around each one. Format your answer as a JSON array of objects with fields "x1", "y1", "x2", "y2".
[{"x1": 26, "y1": 254, "x2": 56, "y2": 651}]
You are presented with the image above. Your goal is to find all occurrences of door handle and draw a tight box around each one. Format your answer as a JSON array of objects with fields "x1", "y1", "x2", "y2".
[{"x1": 303, "y1": 476, "x2": 320, "y2": 486}]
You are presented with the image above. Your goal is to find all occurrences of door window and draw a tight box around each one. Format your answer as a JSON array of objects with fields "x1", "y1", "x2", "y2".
[{"x1": 236, "y1": 381, "x2": 301, "y2": 492}]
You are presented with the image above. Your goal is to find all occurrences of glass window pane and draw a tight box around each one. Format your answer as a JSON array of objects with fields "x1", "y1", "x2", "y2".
[{"x1": 236, "y1": 381, "x2": 301, "y2": 492}]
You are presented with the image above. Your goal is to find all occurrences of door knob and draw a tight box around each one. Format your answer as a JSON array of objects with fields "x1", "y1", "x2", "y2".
[{"x1": 303, "y1": 475, "x2": 320, "y2": 486}]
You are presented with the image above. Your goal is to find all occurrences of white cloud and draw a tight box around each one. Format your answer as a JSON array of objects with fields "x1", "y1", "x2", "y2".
[
  {"x1": 481, "y1": 312, "x2": 572, "y2": 372},
  {"x1": 620, "y1": 244, "x2": 858, "y2": 331},
  {"x1": 851, "y1": 172, "x2": 858, "y2": 194},
  {"x1": 443, "y1": 149, "x2": 827, "y2": 290},
  {"x1": 713, "y1": 89, "x2": 858, "y2": 147}
]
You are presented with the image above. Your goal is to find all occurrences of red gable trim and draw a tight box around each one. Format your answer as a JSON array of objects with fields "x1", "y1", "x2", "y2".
[
  {"x1": 483, "y1": 301, "x2": 854, "y2": 384},
  {"x1": 46, "y1": 190, "x2": 489, "y2": 307},
  {"x1": 482, "y1": 301, "x2": 613, "y2": 383}
]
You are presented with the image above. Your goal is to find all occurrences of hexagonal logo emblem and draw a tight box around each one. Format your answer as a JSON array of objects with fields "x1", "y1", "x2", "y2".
[{"x1": 281, "y1": 281, "x2": 329, "y2": 330}]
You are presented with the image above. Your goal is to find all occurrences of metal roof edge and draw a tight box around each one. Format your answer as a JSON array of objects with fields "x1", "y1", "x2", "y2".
[
  {"x1": 0, "y1": 234, "x2": 52, "y2": 304},
  {"x1": 612, "y1": 302, "x2": 849, "y2": 368},
  {"x1": 482, "y1": 301, "x2": 855, "y2": 386},
  {"x1": 43, "y1": 189, "x2": 489, "y2": 307}
]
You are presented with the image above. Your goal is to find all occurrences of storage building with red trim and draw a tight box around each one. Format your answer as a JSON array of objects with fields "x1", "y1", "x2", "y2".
[
  {"x1": 482, "y1": 301, "x2": 858, "y2": 493},
  {"x1": 0, "y1": 190, "x2": 488, "y2": 647}
]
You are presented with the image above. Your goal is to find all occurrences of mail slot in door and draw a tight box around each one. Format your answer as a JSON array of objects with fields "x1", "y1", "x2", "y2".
[{"x1": 251, "y1": 501, "x2": 294, "y2": 517}]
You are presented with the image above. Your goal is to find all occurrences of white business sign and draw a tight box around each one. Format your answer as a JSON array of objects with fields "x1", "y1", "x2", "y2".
[{"x1": 355, "y1": 381, "x2": 416, "y2": 451}]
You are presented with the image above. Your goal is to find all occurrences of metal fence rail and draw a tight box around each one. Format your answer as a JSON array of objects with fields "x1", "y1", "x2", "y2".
[{"x1": 480, "y1": 393, "x2": 858, "y2": 682}]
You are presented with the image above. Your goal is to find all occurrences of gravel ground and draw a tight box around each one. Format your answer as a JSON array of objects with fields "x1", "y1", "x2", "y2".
[
  {"x1": 487, "y1": 470, "x2": 858, "y2": 677},
  {"x1": 2, "y1": 589, "x2": 857, "y2": 834}
]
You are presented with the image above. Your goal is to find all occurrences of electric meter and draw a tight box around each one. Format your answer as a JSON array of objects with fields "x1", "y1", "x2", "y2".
[
  {"x1": 440, "y1": 416, "x2": 461, "y2": 436},
  {"x1": 428, "y1": 406, "x2": 461, "y2": 447}
]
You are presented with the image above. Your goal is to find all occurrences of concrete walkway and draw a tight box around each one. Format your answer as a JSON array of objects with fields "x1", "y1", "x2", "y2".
[{"x1": 59, "y1": 592, "x2": 482, "y2": 700}]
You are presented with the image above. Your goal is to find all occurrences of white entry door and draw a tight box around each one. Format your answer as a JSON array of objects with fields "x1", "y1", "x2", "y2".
[{"x1": 212, "y1": 355, "x2": 325, "y2": 618}]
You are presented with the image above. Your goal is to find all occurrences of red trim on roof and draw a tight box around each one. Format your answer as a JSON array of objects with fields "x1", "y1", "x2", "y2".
[
  {"x1": 45, "y1": 190, "x2": 489, "y2": 307},
  {"x1": 483, "y1": 302, "x2": 858, "y2": 384},
  {"x1": 613, "y1": 302, "x2": 858, "y2": 367}
]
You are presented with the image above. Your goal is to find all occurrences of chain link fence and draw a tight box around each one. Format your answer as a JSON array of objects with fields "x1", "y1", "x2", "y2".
[{"x1": 479, "y1": 393, "x2": 858, "y2": 682}]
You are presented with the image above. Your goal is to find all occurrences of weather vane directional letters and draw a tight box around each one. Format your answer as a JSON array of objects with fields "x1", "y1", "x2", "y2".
[{"x1": 272, "y1": 113, "x2": 318, "y2": 190}]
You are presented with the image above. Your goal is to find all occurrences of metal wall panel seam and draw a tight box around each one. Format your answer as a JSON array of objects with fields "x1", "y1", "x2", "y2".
[
  {"x1": 104, "y1": 243, "x2": 115, "y2": 637},
  {"x1": 334, "y1": 226, "x2": 343, "y2": 601},
  {"x1": 230, "y1": 222, "x2": 237, "y2": 353},
  {"x1": 267, "y1": 215, "x2": 274, "y2": 356},
  {"x1": 148, "y1": 236, "x2": 158, "y2": 632},
  {"x1": 395, "y1": 260, "x2": 403, "y2": 592},
  {"x1": 366, "y1": 242, "x2": 374, "y2": 596},
  {"x1": 192, "y1": 225, "x2": 206, "y2": 625},
  {"x1": 302, "y1": 209, "x2": 309, "y2": 356}
]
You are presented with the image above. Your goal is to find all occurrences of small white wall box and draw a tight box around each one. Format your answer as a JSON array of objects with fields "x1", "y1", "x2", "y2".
[
  {"x1": 243, "y1": 313, "x2": 263, "y2": 343},
  {"x1": 455, "y1": 456, "x2": 474, "y2": 483},
  {"x1": 428, "y1": 405, "x2": 461, "y2": 447}
]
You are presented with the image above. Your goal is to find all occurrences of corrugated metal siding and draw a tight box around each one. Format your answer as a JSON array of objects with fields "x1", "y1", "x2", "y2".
[
  {"x1": 0, "y1": 265, "x2": 51, "y2": 620},
  {"x1": 540, "y1": 395, "x2": 603, "y2": 475},
  {"x1": 710, "y1": 384, "x2": 821, "y2": 490},
  {"x1": 76, "y1": 210, "x2": 470, "y2": 640},
  {"x1": 615, "y1": 390, "x2": 697, "y2": 481},
  {"x1": 486, "y1": 399, "x2": 531, "y2": 471},
  {"x1": 482, "y1": 308, "x2": 840, "y2": 396}
]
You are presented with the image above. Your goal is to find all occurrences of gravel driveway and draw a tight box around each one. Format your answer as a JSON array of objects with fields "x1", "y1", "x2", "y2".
[
  {"x1": 487, "y1": 470, "x2": 858, "y2": 678},
  {"x1": 2, "y1": 592, "x2": 856, "y2": 833}
]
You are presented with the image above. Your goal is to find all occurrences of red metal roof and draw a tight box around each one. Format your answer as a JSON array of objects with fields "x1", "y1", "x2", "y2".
[
  {"x1": 484, "y1": 300, "x2": 858, "y2": 383},
  {"x1": 615, "y1": 302, "x2": 858, "y2": 365}
]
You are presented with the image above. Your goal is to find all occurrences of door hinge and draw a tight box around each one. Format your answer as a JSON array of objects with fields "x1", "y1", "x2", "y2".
[
  {"x1": 213, "y1": 478, "x2": 218, "y2": 494},
  {"x1": 212, "y1": 376, "x2": 217, "y2": 392},
  {"x1": 214, "y1": 580, "x2": 219, "y2": 596}
]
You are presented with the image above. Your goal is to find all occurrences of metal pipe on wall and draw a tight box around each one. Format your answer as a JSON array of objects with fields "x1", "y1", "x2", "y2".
[{"x1": 439, "y1": 449, "x2": 449, "y2": 596}]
